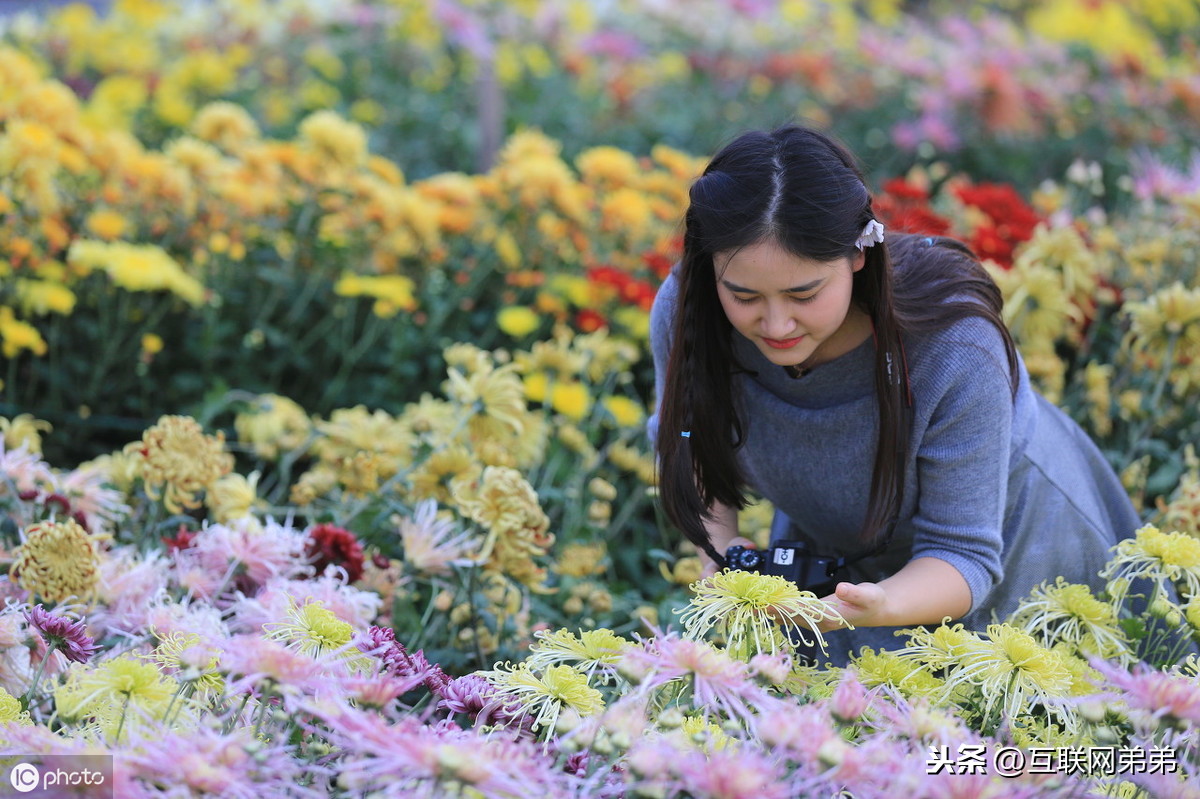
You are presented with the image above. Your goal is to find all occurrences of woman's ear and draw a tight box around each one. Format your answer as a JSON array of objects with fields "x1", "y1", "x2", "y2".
[{"x1": 851, "y1": 250, "x2": 867, "y2": 273}]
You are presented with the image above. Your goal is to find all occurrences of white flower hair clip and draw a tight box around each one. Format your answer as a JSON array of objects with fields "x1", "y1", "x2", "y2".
[{"x1": 855, "y1": 219, "x2": 885, "y2": 251}]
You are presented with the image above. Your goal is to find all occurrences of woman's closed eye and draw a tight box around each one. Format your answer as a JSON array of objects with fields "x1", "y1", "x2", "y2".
[
  {"x1": 729, "y1": 292, "x2": 816, "y2": 304},
  {"x1": 730, "y1": 293, "x2": 817, "y2": 305}
]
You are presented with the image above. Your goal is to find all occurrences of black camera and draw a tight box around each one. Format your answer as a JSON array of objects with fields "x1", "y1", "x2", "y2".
[{"x1": 724, "y1": 539, "x2": 844, "y2": 596}]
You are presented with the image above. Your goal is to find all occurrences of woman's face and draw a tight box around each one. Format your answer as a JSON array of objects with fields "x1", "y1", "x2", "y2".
[{"x1": 715, "y1": 239, "x2": 868, "y2": 370}]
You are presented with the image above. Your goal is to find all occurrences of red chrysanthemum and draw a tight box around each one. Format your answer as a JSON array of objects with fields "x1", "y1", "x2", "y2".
[
  {"x1": 575, "y1": 309, "x2": 608, "y2": 333},
  {"x1": 305, "y1": 523, "x2": 365, "y2": 583}
]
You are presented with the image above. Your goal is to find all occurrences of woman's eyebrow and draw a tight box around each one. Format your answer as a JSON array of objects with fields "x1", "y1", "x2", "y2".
[{"x1": 720, "y1": 278, "x2": 823, "y2": 293}]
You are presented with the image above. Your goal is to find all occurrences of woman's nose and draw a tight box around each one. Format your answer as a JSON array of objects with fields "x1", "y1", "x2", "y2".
[{"x1": 762, "y1": 303, "x2": 798, "y2": 337}]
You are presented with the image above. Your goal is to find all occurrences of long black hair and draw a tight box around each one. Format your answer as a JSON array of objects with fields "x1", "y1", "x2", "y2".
[{"x1": 656, "y1": 125, "x2": 1018, "y2": 563}]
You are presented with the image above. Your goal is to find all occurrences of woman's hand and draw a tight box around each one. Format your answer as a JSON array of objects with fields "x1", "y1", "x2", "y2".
[
  {"x1": 817, "y1": 581, "x2": 888, "y2": 631},
  {"x1": 815, "y1": 557, "x2": 971, "y2": 631}
]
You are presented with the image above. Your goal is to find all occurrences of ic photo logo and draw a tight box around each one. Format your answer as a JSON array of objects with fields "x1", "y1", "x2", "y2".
[{"x1": 8, "y1": 762, "x2": 39, "y2": 793}]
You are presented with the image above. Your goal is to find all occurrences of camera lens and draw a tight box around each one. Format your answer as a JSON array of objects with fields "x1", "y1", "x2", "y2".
[{"x1": 724, "y1": 545, "x2": 763, "y2": 571}]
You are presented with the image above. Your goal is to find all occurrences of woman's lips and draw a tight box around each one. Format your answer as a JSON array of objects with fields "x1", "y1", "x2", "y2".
[{"x1": 762, "y1": 336, "x2": 804, "y2": 349}]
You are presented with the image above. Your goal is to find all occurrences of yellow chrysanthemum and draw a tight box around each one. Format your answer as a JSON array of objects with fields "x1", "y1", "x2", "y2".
[
  {"x1": 333, "y1": 273, "x2": 417, "y2": 317},
  {"x1": 12, "y1": 519, "x2": 102, "y2": 602},
  {"x1": 204, "y1": 472, "x2": 260, "y2": 524},
  {"x1": 124, "y1": 415, "x2": 234, "y2": 514},
  {"x1": 497, "y1": 306, "x2": 540, "y2": 338},
  {"x1": 0, "y1": 306, "x2": 48, "y2": 358},
  {"x1": 0, "y1": 686, "x2": 31, "y2": 726},
  {"x1": 600, "y1": 395, "x2": 644, "y2": 428},
  {"x1": 451, "y1": 465, "x2": 553, "y2": 587},
  {"x1": 233, "y1": 393, "x2": 312, "y2": 460},
  {"x1": 54, "y1": 654, "x2": 179, "y2": 741},
  {"x1": 443, "y1": 364, "x2": 528, "y2": 438},
  {"x1": 555, "y1": 542, "x2": 608, "y2": 579},
  {"x1": 850, "y1": 647, "x2": 946, "y2": 700},
  {"x1": 677, "y1": 714, "x2": 732, "y2": 752},
  {"x1": 312, "y1": 405, "x2": 413, "y2": 471},
  {"x1": 576, "y1": 146, "x2": 641, "y2": 188},
  {"x1": 549, "y1": 381, "x2": 591, "y2": 421},
  {"x1": 1102, "y1": 524, "x2": 1200, "y2": 604},
  {"x1": 680, "y1": 570, "x2": 848, "y2": 659},
  {"x1": 1009, "y1": 577, "x2": 1129, "y2": 661},
  {"x1": 67, "y1": 240, "x2": 206, "y2": 306},
  {"x1": 15, "y1": 278, "x2": 76, "y2": 316},
  {"x1": 263, "y1": 599, "x2": 370, "y2": 670},
  {"x1": 147, "y1": 631, "x2": 224, "y2": 697},
  {"x1": 525, "y1": 628, "x2": 629, "y2": 680},
  {"x1": 84, "y1": 208, "x2": 129, "y2": 241},
  {"x1": 191, "y1": 101, "x2": 261, "y2": 152},
  {"x1": 485, "y1": 662, "x2": 604, "y2": 734},
  {"x1": 0, "y1": 414, "x2": 52, "y2": 454},
  {"x1": 298, "y1": 109, "x2": 368, "y2": 170},
  {"x1": 945, "y1": 624, "x2": 1074, "y2": 727}
]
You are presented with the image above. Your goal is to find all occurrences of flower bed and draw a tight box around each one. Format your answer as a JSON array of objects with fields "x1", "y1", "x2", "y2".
[{"x1": 2, "y1": 1, "x2": 1200, "y2": 797}]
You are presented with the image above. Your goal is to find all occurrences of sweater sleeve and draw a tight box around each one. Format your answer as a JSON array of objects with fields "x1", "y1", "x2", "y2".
[
  {"x1": 646, "y1": 272, "x2": 679, "y2": 446},
  {"x1": 905, "y1": 318, "x2": 1014, "y2": 613}
]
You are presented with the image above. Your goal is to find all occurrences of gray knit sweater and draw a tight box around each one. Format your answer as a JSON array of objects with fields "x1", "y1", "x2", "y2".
[{"x1": 648, "y1": 272, "x2": 1140, "y2": 664}]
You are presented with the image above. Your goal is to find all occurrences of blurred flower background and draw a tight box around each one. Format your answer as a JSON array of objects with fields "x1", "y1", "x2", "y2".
[{"x1": 1, "y1": 0, "x2": 1199, "y2": 796}]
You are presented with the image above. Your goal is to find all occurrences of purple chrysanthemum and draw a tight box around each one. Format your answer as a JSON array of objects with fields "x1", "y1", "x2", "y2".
[
  {"x1": 25, "y1": 605, "x2": 98, "y2": 664},
  {"x1": 355, "y1": 625, "x2": 451, "y2": 695}
]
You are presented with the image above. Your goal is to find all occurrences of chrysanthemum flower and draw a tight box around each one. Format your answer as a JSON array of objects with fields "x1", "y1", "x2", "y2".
[
  {"x1": 483, "y1": 662, "x2": 604, "y2": 735},
  {"x1": 148, "y1": 631, "x2": 224, "y2": 698},
  {"x1": 121, "y1": 723, "x2": 320, "y2": 798},
  {"x1": 317, "y1": 710, "x2": 571, "y2": 797},
  {"x1": 850, "y1": 647, "x2": 946, "y2": 700},
  {"x1": 1009, "y1": 577, "x2": 1130, "y2": 660},
  {"x1": 618, "y1": 633, "x2": 771, "y2": 728},
  {"x1": 11, "y1": 518, "x2": 102, "y2": 602},
  {"x1": 54, "y1": 654, "x2": 179, "y2": 740},
  {"x1": 25, "y1": 604, "x2": 96, "y2": 663},
  {"x1": 945, "y1": 624, "x2": 1074, "y2": 725},
  {"x1": 355, "y1": 625, "x2": 450, "y2": 696},
  {"x1": 0, "y1": 685, "x2": 31, "y2": 725},
  {"x1": 1088, "y1": 657, "x2": 1200, "y2": 731},
  {"x1": 0, "y1": 441, "x2": 55, "y2": 494},
  {"x1": 452, "y1": 465, "x2": 554, "y2": 587},
  {"x1": 680, "y1": 569, "x2": 848, "y2": 657},
  {"x1": 1102, "y1": 524, "x2": 1200, "y2": 604},
  {"x1": 56, "y1": 463, "x2": 130, "y2": 535},
  {"x1": 657, "y1": 743, "x2": 795, "y2": 799},
  {"x1": 304, "y1": 523, "x2": 365, "y2": 583},
  {"x1": 219, "y1": 635, "x2": 331, "y2": 697},
  {"x1": 524, "y1": 628, "x2": 630, "y2": 682},
  {"x1": 394, "y1": 499, "x2": 477, "y2": 575},
  {"x1": 233, "y1": 393, "x2": 311, "y2": 460},
  {"x1": 263, "y1": 599, "x2": 370, "y2": 671},
  {"x1": 123, "y1": 415, "x2": 233, "y2": 514}
]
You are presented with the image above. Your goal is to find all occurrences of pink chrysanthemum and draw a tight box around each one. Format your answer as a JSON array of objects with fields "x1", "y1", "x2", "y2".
[
  {"x1": 56, "y1": 464, "x2": 130, "y2": 535},
  {"x1": 226, "y1": 574, "x2": 382, "y2": 634},
  {"x1": 120, "y1": 724, "x2": 326, "y2": 798},
  {"x1": 619, "y1": 633, "x2": 772, "y2": 728},
  {"x1": 1088, "y1": 657, "x2": 1200, "y2": 729},
  {"x1": 25, "y1": 605, "x2": 97, "y2": 664},
  {"x1": 0, "y1": 443, "x2": 54, "y2": 495},
  {"x1": 219, "y1": 634, "x2": 339, "y2": 697},
  {"x1": 92, "y1": 548, "x2": 171, "y2": 636},
  {"x1": 635, "y1": 743, "x2": 796, "y2": 799},
  {"x1": 315, "y1": 707, "x2": 573, "y2": 797},
  {"x1": 172, "y1": 519, "x2": 309, "y2": 600}
]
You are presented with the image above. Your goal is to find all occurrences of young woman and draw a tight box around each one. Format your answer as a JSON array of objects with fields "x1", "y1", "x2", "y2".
[{"x1": 649, "y1": 125, "x2": 1140, "y2": 663}]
